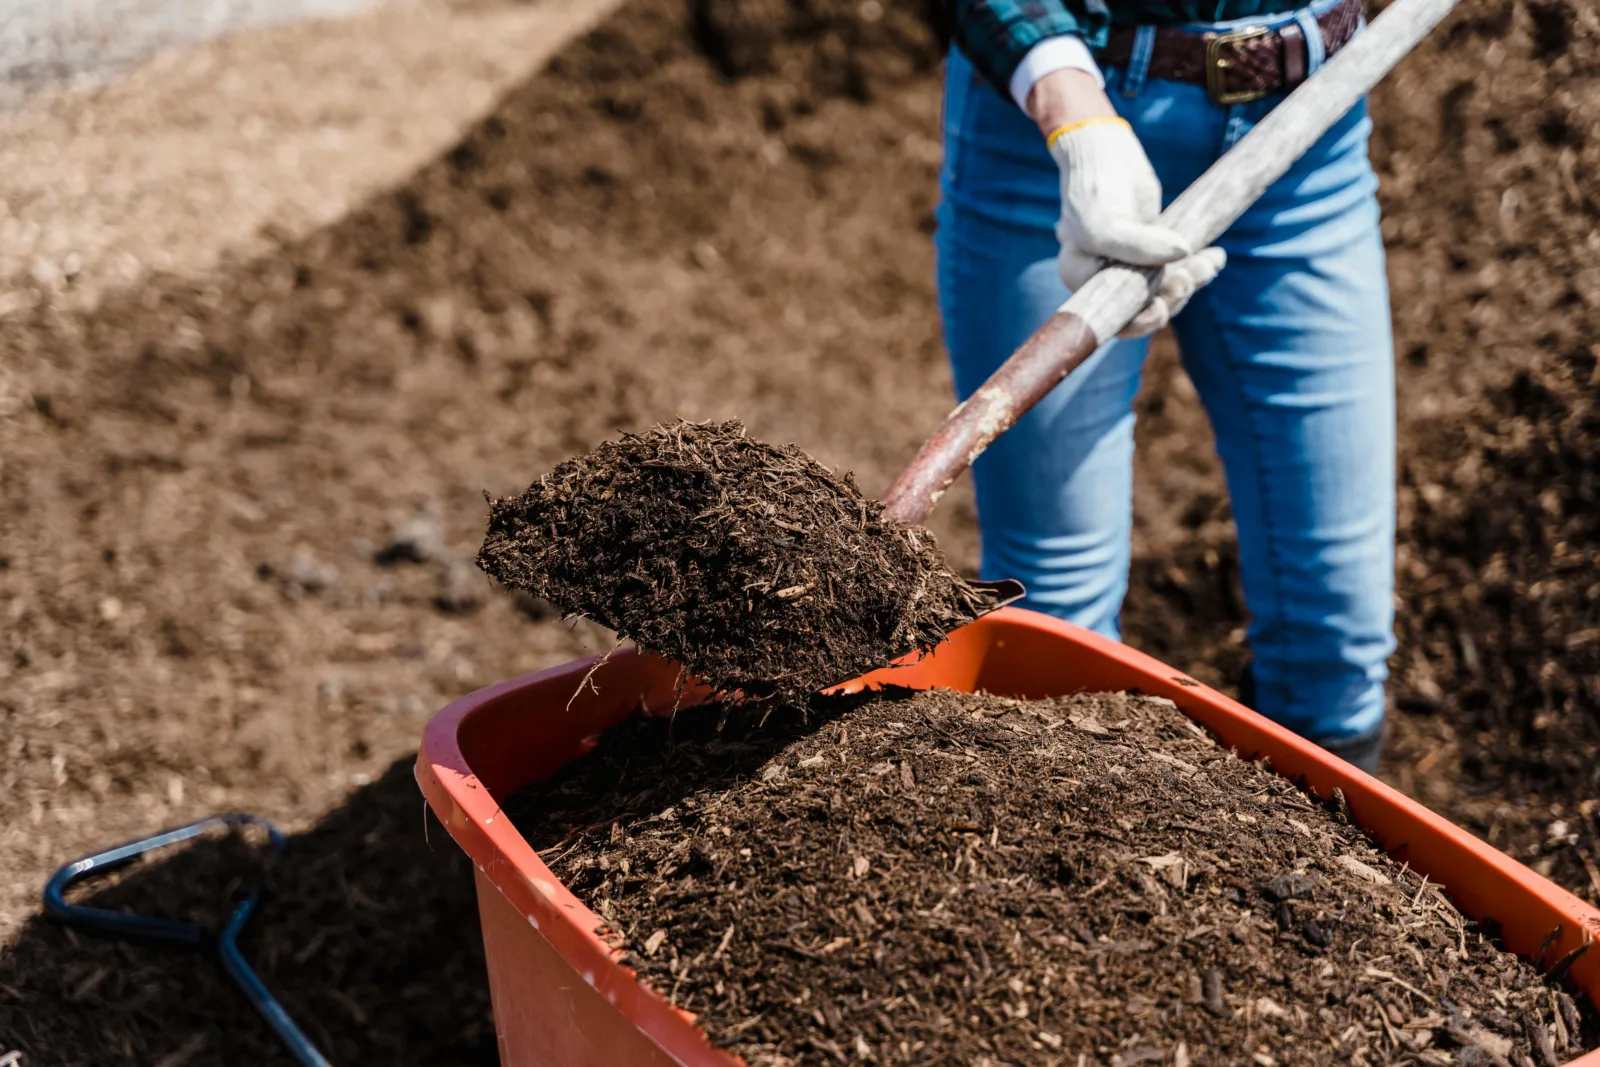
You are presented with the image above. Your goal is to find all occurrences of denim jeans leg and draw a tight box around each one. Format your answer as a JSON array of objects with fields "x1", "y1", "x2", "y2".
[
  {"x1": 936, "y1": 50, "x2": 1149, "y2": 640},
  {"x1": 936, "y1": 35, "x2": 1396, "y2": 747},
  {"x1": 1172, "y1": 101, "x2": 1396, "y2": 744}
]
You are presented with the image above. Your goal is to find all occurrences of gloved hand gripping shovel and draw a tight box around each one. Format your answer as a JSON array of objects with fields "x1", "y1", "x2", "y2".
[{"x1": 880, "y1": 0, "x2": 1462, "y2": 530}]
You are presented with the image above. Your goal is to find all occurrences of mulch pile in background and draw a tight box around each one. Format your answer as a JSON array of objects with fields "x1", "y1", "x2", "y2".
[
  {"x1": 479, "y1": 418, "x2": 999, "y2": 699},
  {"x1": 512, "y1": 687, "x2": 1596, "y2": 1066}
]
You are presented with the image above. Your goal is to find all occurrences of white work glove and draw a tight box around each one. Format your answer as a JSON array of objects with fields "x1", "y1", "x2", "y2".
[{"x1": 1048, "y1": 117, "x2": 1227, "y2": 338}]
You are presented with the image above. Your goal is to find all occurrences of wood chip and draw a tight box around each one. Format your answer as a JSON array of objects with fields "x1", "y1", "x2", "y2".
[
  {"x1": 1149, "y1": 751, "x2": 1199, "y2": 774},
  {"x1": 1203, "y1": 969, "x2": 1225, "y2": 1017},
  {"x1": 153, "y1": 1035, "x2": 207, "y2": 1067},
  {"x1": 1337, "y1": 855, "x2": 1392, "y2": 885},
  {"x1": 712, "y1": 924, "x2": 735, "y2": 960},
  {"x1": 1140, "y1": 852, "x2": 1187, "y2": 889},
  {"x1": 1069, "y1": 715, "x2": 1110, "y2": 736}
]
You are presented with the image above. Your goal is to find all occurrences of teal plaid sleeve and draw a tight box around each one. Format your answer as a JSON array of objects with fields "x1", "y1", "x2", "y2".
[{"x1": 946, "y1": 0, "x2": 1111, "y2": 104}]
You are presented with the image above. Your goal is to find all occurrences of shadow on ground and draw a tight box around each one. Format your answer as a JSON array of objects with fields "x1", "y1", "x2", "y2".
[{"x1": 0, "y1": 757, "x2": 496, "y2": 1067}]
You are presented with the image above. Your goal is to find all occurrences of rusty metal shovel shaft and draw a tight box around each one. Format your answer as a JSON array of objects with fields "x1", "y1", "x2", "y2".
[{"x1": 881, "y1": 0, "x2": 1462, "y2": 527}]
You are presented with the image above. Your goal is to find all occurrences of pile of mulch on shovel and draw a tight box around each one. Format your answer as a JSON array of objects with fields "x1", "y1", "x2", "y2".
[
  {"x1": 509, "y1": 688, "x2": 1597, "y2": 1066},
  {"x1": 478, "y1": 420, "x2": 1003, "y2": 699}
]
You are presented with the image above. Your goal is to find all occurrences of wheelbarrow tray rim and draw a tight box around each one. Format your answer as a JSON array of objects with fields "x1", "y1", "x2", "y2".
[{"x1": 416, "y1": 606, "x2": 1600, "y2": 1066}]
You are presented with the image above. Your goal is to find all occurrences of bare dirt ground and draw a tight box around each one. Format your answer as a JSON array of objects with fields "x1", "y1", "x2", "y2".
[
  {"x1": 2, "y1": 0, "x2": 1598, "y2": 1062},
  {"x1": 0, "y1": 0, "x2": 622, "y2": 313}
]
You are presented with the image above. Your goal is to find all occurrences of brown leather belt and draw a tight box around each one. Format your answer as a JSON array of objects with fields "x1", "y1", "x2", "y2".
[{"x1": 1097, "y1": 0, "x2": 1364, "y2": 106}]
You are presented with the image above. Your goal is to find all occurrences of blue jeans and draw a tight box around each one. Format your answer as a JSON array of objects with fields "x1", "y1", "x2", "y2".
[{"x1": 934, "y1": 13, "x2": 1395, "y2": 744}]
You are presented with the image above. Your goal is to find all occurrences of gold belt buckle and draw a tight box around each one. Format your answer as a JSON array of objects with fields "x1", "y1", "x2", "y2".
[{"x1": 1205, "y1": 24, "x2": 1273, "y2": 106}]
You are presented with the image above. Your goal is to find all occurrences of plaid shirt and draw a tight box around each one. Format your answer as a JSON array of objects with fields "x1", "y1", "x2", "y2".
[{"x1": 949, "y1": 0, "x2": 1308, "y2": 103}]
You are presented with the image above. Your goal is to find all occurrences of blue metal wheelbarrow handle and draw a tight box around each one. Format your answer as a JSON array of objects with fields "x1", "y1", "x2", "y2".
[{"x1": 43, "y1": 813, "x2": 332, "y2": 1067}]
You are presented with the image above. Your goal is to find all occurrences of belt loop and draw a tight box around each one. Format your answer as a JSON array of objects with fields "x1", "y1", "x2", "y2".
[
  {"x1": 1293, "y1": 8, "x2": 1327, "y2": 74},
  {"x1": 1121, "y1": 25, "x2": 1158, "y2": 99}
]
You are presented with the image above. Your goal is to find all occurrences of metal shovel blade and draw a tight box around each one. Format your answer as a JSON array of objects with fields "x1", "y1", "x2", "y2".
[{"x1": 971, "y1": 578, "x2": 1027, "y2": 616}]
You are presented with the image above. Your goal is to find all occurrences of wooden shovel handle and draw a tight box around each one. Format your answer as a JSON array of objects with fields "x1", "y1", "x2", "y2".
[
  {"x1": 880, "y1": 308, "x2": 1107, "y2": 526},
  {"x1": 881, "y1": 0, "x2": 1461, "y2": 526}
]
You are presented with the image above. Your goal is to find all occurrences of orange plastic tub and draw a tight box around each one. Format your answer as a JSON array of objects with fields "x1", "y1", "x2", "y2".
[{"x1": 416, "y1": 607, "x2": 1600, "y2": 1066}]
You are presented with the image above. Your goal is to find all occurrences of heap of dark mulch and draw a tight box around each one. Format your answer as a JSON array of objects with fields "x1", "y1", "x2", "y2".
[
  {"x1": 508, "y1": 688, "x2": 1597, "y2": 1067},
  {"x1": 478, "y1": 420, "x2": 1002, "y2": 699}
]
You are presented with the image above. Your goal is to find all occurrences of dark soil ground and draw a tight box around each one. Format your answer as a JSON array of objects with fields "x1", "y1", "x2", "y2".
[
  {"x1": 479, "y1": 418, "x2": 1001, "y2": 700},
  {"x1": 4, "y1": 0, "x2": 1600, "y2": 1061},
  {"x1": 510, "y1": 687, "x2": 1596, "y2": 1066}
]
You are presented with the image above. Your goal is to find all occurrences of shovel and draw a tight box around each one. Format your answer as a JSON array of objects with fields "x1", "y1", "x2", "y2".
[
  {"x1": 479, "y1": 0, "x2": 1462, "y2": 700},
  {"x1": 881, "y1": 0, "x2": 1461, "y2": 538}
]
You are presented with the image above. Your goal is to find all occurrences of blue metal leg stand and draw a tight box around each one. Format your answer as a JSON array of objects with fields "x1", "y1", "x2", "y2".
[{"x1": 43, "y1": 813, "x2": 333, "y2": 1067}]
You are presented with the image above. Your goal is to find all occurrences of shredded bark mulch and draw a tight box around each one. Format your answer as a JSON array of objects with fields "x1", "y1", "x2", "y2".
[
  {"x1": 477, "y1": 419, "x2": 1003, "y2": 699},
  {"x1": 509, "y1": 688, "x2": 1597, "y2": 1066}
]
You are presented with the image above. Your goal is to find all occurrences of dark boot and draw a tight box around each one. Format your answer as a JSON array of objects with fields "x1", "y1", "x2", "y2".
[
  {"x1": 1313, "y1": 721, "x2": 1385, "y2": 776},
  {"x1": 1237, "y1": 661, "x2": 1383, "y2": 775}
]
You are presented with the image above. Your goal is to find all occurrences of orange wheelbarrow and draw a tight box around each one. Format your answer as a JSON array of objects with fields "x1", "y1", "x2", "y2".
[{"x1": 417, "y1": 607, "x2": 1600, "y2": 1067}]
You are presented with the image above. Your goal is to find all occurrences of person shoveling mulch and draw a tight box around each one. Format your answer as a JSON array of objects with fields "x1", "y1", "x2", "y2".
[
  {"x1": 508, "y1": 687, "x2": 1597, "y2": 1066},
  {"x1": 478, "y1": 419, "x2": 1008, "y2": 699}
]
